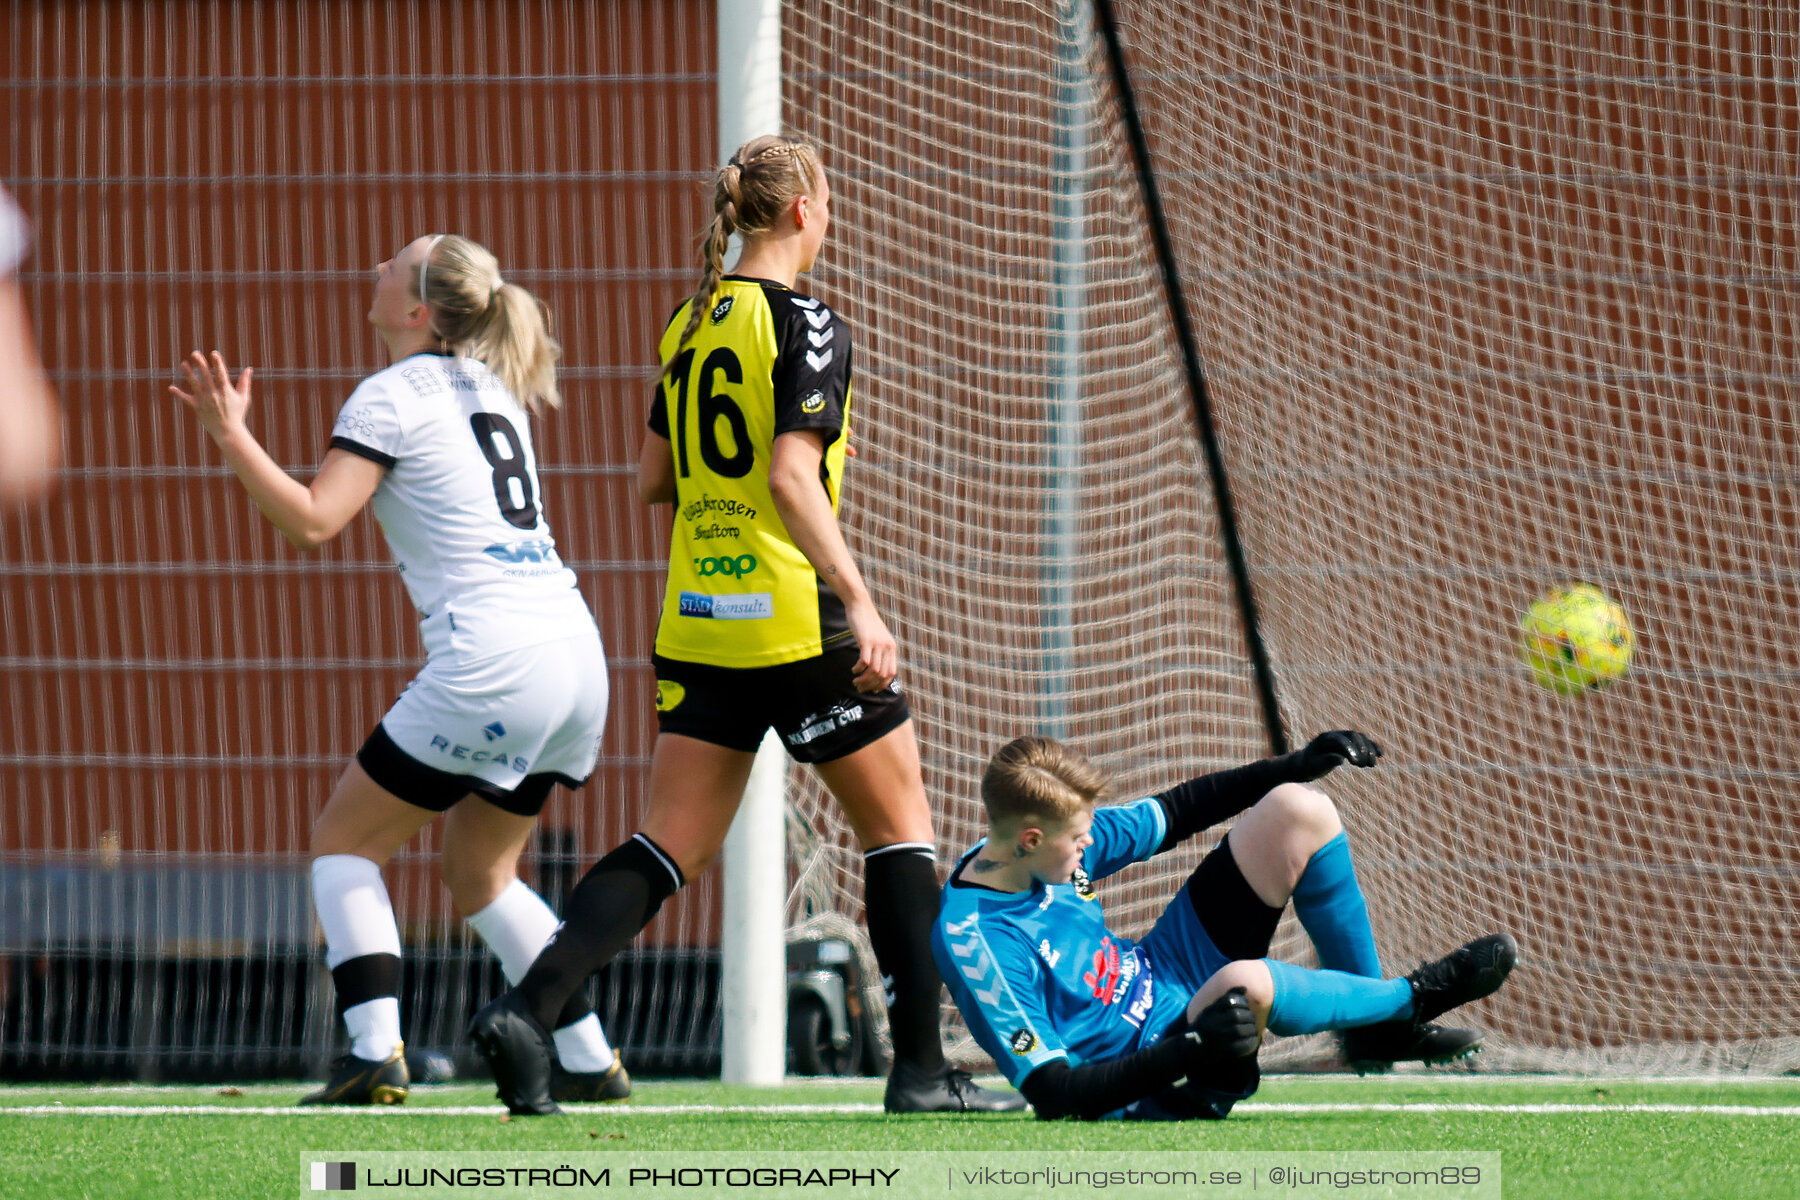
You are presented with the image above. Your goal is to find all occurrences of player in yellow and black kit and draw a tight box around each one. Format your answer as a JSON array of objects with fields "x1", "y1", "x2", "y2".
[
  {"x1": 644, "y1": 273, "x2": 875, "y2": 709},
  {"x1": 470, "y1": 135, "x2": 1024, "y2": 1116}
]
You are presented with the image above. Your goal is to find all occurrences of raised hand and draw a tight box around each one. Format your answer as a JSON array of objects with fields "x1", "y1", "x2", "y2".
[
  {"x1": 170, "y1": 350, "x2": 254, "y2": 440},
  {"x1": 1286, "y1": 730, "x2": 1383, "y2": 781}
]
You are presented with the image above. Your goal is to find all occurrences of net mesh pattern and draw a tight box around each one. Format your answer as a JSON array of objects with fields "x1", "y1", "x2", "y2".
[{"x1": 783, "y1": 0, "x2": 1800, "y2": 1073}]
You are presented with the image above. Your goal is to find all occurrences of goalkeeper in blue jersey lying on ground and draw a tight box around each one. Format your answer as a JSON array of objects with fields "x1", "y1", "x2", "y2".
[{"x1": 932, "y1": 731, "x2": 1518, "y2": 1120}]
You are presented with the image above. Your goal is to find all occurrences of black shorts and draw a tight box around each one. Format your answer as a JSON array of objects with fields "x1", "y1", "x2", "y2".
[
  {"x1": 1183, "y1": 835, "x2": 1286, "y2": 962},
  {"x1": 651, "y1": 643, "x2": 911, "y2": 764},
  {"x1": 356, "y1": 723, "x2": 567, "y2": 818},
  {"x1": 1138, "y1": 834, "x2": 1285, "y2": 1006}
]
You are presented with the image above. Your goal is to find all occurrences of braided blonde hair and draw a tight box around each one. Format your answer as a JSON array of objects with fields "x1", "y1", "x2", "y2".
[{"x1": 664, "y1": 135, "x2": 824, "y2": 376}]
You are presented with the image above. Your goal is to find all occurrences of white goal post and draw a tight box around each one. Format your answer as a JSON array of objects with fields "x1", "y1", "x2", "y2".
[{"x1": 717, "y1": 0, "x2": 791, "y2": 1087}]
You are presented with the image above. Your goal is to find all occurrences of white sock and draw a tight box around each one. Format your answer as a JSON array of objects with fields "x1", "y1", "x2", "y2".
[
  {"x1": 343, "y1": 997, "x2": 402, "y2": 1062},
  {"x1": 552, "y1": 1014, "x2": 615, "y2": 1074},
  {"x1": 466, "y1": 878, "x2": 560, "y2": 982},
  {"x1": 466, "y1": 878, "x2": 615, "y2": 1072},
  {"x1": 311, "y1": 854, "x2": 402, "y2": 967},
  {"x1": 313, "y1": 854, "x2": 405, "y2": 1055}
]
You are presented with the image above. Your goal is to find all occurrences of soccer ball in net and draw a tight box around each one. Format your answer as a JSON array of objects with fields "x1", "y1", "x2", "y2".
[{"x1": 1518, "y1": 583, "x2": 1636, "y2": 695}]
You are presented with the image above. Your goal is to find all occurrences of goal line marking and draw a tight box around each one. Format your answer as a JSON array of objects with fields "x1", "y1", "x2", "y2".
[{"x1": 2, "y1": 1101, "x2": 1798, "y2": 1117}]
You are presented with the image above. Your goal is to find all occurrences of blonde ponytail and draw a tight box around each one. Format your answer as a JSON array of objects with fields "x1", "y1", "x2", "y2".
[{"x1": 417, "y1": 235, "x2": 562, "y2": 412}]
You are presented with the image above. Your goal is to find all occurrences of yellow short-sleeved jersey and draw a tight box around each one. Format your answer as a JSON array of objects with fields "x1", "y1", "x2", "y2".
[{"x1": 648, "y1": 275, "x2": 854, "y2": 668}]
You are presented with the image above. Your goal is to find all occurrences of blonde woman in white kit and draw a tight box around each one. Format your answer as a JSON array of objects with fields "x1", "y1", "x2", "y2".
[{"x1": 174, "y1": 234, "x2": 628, "y2": 1106}]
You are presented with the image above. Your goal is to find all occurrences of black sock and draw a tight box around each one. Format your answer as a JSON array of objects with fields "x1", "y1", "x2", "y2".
[
  {"x1": 331, "y1": 952, "x2": 401, "y2": 1016},
  {"x1": 863, "y1": 843, "x2": 947, "y2": 1073},
  {"x1": 515, "y1": 834, "x2": 684, "y2": 1031},
  {"x1": 554, "y1": 991, "x2": 597, "y2": 1033}
]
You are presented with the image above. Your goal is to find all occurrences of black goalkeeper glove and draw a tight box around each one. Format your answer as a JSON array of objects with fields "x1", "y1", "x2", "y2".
[
  {"x1": 1180, "y1": 987, "x2": 1259, "y2": 1068},
  {"x1": 1282, "y1": 730, "x2": 1383, "y2": 782}
]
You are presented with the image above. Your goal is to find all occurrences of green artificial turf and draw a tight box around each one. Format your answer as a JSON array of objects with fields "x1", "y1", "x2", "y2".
[{"x1": 1, "y1": 1075, "x2": 1795, "y2": 1199}]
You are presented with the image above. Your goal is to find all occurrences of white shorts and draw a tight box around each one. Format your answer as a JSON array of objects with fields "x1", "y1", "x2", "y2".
[{"x1": 357, "y1": 628, "x2": 609, "y2": 816}]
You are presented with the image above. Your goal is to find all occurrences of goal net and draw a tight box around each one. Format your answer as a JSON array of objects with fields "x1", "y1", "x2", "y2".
[
  {"x1": 2, "y1": 0, "x2": 1795, "y2": 1079},
  {"x1": 781, "y1": 0, "x2": 1800, "y2": 1074}
]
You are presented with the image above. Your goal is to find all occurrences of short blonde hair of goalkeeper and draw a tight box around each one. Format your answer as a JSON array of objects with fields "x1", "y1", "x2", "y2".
[
  {"x1": 981, "y1": 736, "x2": 1113, "y2": 831},
  {"x1": 415, "y1": 234, "x2": 562, "y2": 413}
]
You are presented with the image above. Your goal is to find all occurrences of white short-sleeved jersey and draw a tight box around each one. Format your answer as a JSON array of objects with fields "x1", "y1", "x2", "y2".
[
  {"x1": 329, "y1": 352, "x2": 593, "y2": 661},
  {"x1": 0, "y1": 187, "x2": 29, "y2": 276}
]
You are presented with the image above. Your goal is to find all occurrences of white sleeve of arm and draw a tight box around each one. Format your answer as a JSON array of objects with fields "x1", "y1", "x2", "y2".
[
  {"x1": 0, "y1": 187, "x2": 31, "y2": 277},
  {"x1": 330, "y1": 377, "x2": 406, "y2": 466}
]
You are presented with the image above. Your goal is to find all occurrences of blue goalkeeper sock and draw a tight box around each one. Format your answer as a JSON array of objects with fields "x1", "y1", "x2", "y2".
[
  {"x1": 1263, "y1": 958, "x2": 1413, "y2": 1036},
  {"x1": 1290, "y1": 831, "x2": 1382, "y2": 977}
]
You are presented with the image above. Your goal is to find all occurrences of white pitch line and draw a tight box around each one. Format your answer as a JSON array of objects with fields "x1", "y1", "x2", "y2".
[
  {"x1": 0, "y1": 1079, "x2": 893, "y2": 1095},
  {"x1": 2, "y1": 1101, "x2": 1799, "y2": 1117},
  {"x1": 8, "y1": 1074, "x2": 1790, "y2": 1097},
  {"x1": 1240, "y1": 1102, "x2": 1800, "y2": 1116},
  {"x1": 0, "y1": 1103, "x2": 887, "y2": 1117},
  {"x1": 1279, "y1": 1073, "x2": 1800, "y2": 1086}
]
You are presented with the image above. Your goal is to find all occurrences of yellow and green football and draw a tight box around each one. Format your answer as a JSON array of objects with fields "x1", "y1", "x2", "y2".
[{"x1": 1519, "y1": 583, "x2": 1635, "y2": 695}]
